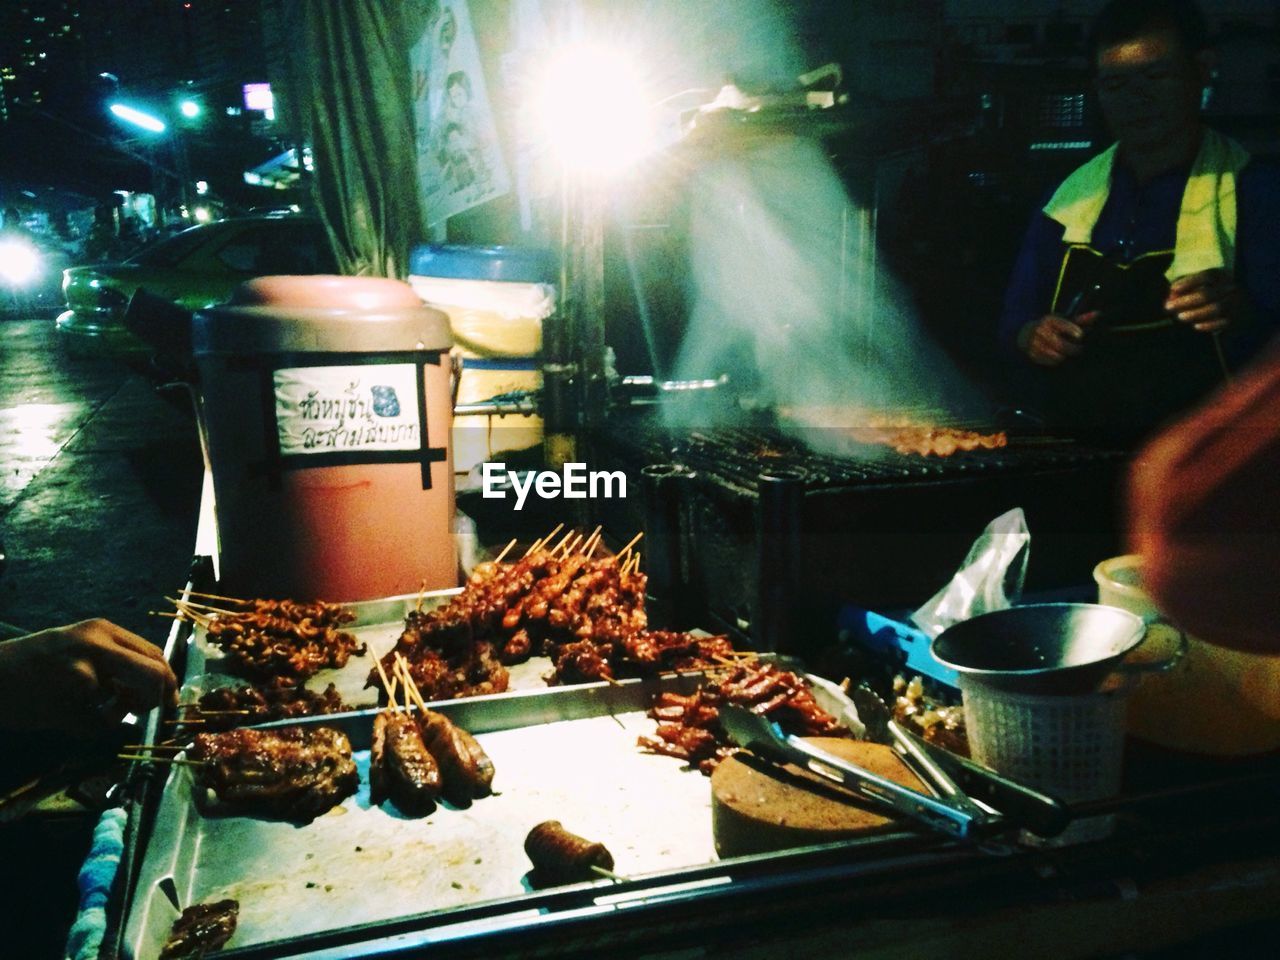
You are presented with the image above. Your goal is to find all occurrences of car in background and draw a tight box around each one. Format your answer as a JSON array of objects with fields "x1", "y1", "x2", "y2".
[{"x1": 56, "y1": 214, "x2": 337, "y2": 356}]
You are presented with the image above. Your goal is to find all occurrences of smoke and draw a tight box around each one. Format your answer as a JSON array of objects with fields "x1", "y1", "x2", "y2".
[{"x1": 661, "y1": 133, "x2": 987, "y2": 456}]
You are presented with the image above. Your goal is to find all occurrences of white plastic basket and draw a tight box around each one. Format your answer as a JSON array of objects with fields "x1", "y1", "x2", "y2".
[{"x1": 961, "y1": 678, "x2": 1130, "y2": 844}]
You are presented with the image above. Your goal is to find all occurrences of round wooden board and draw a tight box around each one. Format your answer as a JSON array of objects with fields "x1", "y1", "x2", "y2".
[{"x1": 711, "y1": 738, "x2": 928, "y2": 858}]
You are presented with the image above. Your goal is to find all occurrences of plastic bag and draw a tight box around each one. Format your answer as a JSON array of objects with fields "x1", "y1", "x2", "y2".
[{"x1": 909, "y1": 507, "x2": 1030, "y2": 638}]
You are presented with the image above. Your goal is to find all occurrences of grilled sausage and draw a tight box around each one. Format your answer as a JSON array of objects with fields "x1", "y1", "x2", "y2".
[
  {"x1": 371, "y1": 710, "x2": 442, "y2": 815},
  {"x1": 524, "y1": 820, "x2": 614, "y2": 886},
  {"x1": 418, "y1": 710, "x2": 495, "y2": 805}
]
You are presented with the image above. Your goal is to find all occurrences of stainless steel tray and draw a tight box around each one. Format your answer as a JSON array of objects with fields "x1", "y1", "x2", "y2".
[
  {"x1": 124, "y1": 667, "x2": 861, "y2": 959},
  {"x1": 181, "y1": 588, "x2": 555, "y2": 708}
]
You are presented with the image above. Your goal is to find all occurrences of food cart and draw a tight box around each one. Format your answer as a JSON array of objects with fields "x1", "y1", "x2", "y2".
[{"x1": 93, "y1": 10, "x2": 1280, "y2": 958}]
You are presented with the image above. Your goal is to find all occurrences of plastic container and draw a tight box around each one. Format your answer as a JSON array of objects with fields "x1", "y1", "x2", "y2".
[
  {"x1": 960, "y1": 678, "x2": 1127, "y2": 844},
  {"x1": 1095, "y1": 554, "x2": 1280, "y2": 756},
  {"x1": 194, "y1": 276, "x2": 456, "y2": 602},
  {"x1": 408, "y1": 245, "x2": 556, "y2": 475}
]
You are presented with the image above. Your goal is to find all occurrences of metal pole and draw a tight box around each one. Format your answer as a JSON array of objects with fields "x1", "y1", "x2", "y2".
[{"x1": 754, "y1": 468, "x2": 807, "y2": 656}]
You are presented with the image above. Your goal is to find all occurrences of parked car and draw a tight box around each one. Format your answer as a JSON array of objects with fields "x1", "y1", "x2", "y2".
[{"x1": 56, "y1": 214, "x2": 337, "y2": 356}]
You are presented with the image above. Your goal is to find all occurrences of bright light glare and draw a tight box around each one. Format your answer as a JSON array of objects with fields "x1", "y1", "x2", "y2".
[
  {"x1": 0, "y1": 238, "x2": 40, "y2": 287},
  {"x1": 0, "y1": 403, "x2": 78, "y2": 461},
  {"x1": 195, "y1": 180, "x2": 209, "y2": 195},
  {"x1": 110, "y1": 102, "x2": 166, "y2": 133},
  {"x1": 180, "y1": 98, "x2": 200, "y2": 118},
  {"x1": 530, "y1": 44, "x2": 654, "y2": 177},
  {"x1": 193, "y1": 206, "x2": 213, "y2": 223}
]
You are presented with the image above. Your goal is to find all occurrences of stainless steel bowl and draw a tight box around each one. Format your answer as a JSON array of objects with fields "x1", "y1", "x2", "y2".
[{"x1": 930, "y1": 603, "x2": 1171, "y2": 695}]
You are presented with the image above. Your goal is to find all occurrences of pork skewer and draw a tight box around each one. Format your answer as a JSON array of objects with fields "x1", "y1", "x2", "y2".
[
  {"x1": 369, "y1": 655, "x2": 442, "y2": 815},
  {"x1": 396, "y1": 654, "x2": 496, "y2": 806}
]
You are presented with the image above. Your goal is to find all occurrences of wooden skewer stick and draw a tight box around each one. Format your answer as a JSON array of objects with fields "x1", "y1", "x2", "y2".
[
  {"x1": 122, "y1": 743, "x2": 185, "y2": 751},
  {"x1": 176, "y1": 709, "x2": 252, "y2": 716},
  {"x1": 117, "y1": 755, "x2": 208, "y2": 767},
  {"x1": 395, "y1": 659, "x2": 413, "y2": 713},
  {"x1": 393, "y1": 653, "x2": 431, "y2": 716},
  {"x1": 590, "y1": 865, "x2": 629, "y2": 883},
  {"x1": 166, "y1": 600, "x2": 214, "y2": 628},
  {"x1": 163, "y1": 718, "x2": 207, "y2": 725},
  {"x1": 181, "y1": 590, "x2": 255, "y2": 605},
  {"x1": 168, "y1": 597, "x2": 236, "y2": 614},
  {"x1": 581, "y1": 526, "x2": 603, "y2": 558},
  {"x1": 614, "y1": 531, "x2": 643, "y2": 561},
  {"x1": 525, "y1": 523, "x2": 565, "y2": 557},
  {"x1": 549, "y1": 529, "x2": 576, "y2": 557},
  {"x1": 560, "y1": 533, "x2": 585, "y2": 559},
  {"x1": 621, "y1": 552, "x2": 641, "y2": 578},
  {"x1": 371, "y1": 654, "x2": 397, "y2": 707},
  {"x1": 397, "y1": 658, "x2": 431, "y2": 716},
  {"x1": 149, "y1": 611, "x2": 184, "y2": 620},
  {"x1": 493, "y1": 538, "x2": 518, "y2": 565},
  {"x1": 166, "y1": 595, "x2": 227, "y2": 613}
]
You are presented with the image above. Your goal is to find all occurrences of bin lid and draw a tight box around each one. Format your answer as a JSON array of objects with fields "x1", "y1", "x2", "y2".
[
  {"x1": 194, "y1": 275, "x2": 452, "y2": 354},
  {"x1": 409, "y1": 244, "x2": 557, "y2": 284}
]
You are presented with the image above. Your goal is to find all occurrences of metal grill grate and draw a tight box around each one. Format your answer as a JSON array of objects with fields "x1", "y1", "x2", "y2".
[{"x1": 611, "y1": 420, "x2": 1123, "y2": 495}]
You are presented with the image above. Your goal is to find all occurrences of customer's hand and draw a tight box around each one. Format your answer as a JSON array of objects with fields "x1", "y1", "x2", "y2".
[
  {"x1": 1166, "y1": 269, "x2": 1238, "y2": 333},
  {"x1": 1017, "y1": 309, "x2": 1102, "y2": 366},
  {"x1": 0, "y1": 620, "x2": 177, "y2": 736}
]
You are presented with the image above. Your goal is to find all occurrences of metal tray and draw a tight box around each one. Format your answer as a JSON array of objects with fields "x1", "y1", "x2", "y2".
[
  {"x1": 181, "y1": 588, "x2": 558, "y2": 708},
  {"x1": 124, "y1": 666, "x2": 862, "y2": 959}
]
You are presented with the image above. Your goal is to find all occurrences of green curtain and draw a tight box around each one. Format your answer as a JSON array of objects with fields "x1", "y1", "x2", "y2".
[{"x1": 273, "y1": 0, "x2": 433, "y2": 278}]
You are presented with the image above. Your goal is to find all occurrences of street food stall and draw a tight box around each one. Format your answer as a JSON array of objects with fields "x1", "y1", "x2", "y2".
[{"x1": 88, "y1": 6, "x2": 1280, "y2": 959}]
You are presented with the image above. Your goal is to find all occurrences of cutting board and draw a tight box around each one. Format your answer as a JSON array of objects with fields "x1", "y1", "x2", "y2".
[{"x1": 711, "y1": 738, "x2": 927, "y2": 857}]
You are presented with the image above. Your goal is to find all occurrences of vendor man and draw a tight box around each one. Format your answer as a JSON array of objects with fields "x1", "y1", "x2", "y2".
[{"x1": 998, "y1": 0, "x2": 1280, "y2": 447}]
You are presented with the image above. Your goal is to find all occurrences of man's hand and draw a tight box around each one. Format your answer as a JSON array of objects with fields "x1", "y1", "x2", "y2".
[
  {"x1": 0, "y1": 619, "x2": 177, "y2": 736},
  {"x1": 1166, "y1": 269, "x2": 1237, "y2": 333},
  {"x1": 1017, "y1": 310, "x2": 1102, "y2": 366}
]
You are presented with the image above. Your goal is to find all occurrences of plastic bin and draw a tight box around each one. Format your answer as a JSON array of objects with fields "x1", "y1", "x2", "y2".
[{"x1": 193, "y1": 276, "x2": 456, "y2": 601}]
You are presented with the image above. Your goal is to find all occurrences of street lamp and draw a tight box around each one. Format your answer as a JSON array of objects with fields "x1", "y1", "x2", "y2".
[
  {"x1": 109, "y1": 102, "x2": 167, "y2": 134},
  {"x1": 107, "y1": 98, "x2": 205, "y2": 225}
]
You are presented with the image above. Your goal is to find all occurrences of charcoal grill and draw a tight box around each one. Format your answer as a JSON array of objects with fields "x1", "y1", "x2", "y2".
[{"x1": 590, "y1": 409, "x2": 1126, "y2": 659}]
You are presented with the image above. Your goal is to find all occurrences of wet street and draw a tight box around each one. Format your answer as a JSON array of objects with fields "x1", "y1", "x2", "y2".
[
  {"x1": 0, "y1": 318, "x2": 204, "y2": 957},
  {"x1": 0, "y1": 318, "x2": 202, "y2": 641}
]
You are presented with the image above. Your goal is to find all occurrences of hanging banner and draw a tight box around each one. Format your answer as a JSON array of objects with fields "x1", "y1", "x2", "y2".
[{"x1": 412, "y1": 0, "x2": 512, "y2": 226}]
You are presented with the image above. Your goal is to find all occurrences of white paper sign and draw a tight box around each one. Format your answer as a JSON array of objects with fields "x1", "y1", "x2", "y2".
[{"x1": 274, "y1": 365, "x2": 421, "y2": 455}]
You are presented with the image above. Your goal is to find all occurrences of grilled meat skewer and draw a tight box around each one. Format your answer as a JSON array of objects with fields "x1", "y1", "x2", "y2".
[
  {"x1": 370, "y1": 710, "x2": 442, "y2": 815},
  {"x1": 417, "y1": 710, "x2": 495, "y2": 806}
]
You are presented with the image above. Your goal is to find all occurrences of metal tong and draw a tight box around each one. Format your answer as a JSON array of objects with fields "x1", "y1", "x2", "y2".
[
  {"x1": 848, "y1": 685, "x2": 1070, "y2": 839},
  {"x1": 719, "y1": 689, "x2": 1071, "y2": 842},
  {"x1": 718, "y1": 705, "x2": 982, "y2": 840}
]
